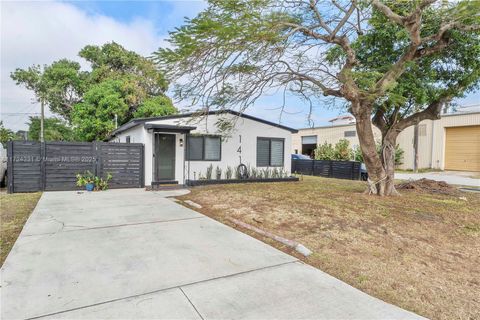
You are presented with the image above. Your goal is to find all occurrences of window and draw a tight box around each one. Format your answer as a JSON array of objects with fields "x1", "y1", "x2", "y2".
[
  {"x1": 186, "y1": 135, "x2": 221, "y2": 161},
  {"x1": 301, "y1": 135, "x2": 317, "y2": 144},
  {"x1": 125, "y1": 136, "x2": 131, "y2": 143},
  {"x1": 204, "y1": 136, "x2": 221, "y2": 160},
  {"x1": 256, "y1": 138, "x2": 284, "y2": 167},
  {"x1": 344, "y1": 130, "x2": 356, "y2": 137}
]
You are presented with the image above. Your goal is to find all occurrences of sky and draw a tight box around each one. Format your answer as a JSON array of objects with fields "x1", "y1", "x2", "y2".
[{"x1": 1, "y1": 1, "x2": 479, "y2": 132}]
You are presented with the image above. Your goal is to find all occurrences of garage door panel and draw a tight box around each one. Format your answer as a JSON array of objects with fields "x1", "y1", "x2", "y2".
[{"x1": 445, "y1": 125, "x2": 480, "y2": 172}]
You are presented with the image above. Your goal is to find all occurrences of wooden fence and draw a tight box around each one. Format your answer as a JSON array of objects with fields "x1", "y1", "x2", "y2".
[
  {"x1": 291, "y1": 159, "x2": 361, "y2": 180},
  {"x1": 7, "y1": 141, "x2": 144, "y2": 193}
]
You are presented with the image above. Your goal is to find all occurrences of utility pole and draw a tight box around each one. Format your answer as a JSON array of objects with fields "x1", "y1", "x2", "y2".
[
  {"x1": 40, "y1": 98, "x2": 45, "y2": 142},
  {"x1": 114, "y1": 114, "x2": 118, "y2": 129}
]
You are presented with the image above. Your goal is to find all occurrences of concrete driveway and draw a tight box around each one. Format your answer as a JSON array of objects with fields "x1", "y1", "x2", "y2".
[
  {"x1": 395, "y1": 171, "x2": 480, "y2": 187},
  {"x1": 1, "y1": 189, "x2": 423, "y2": 320}
]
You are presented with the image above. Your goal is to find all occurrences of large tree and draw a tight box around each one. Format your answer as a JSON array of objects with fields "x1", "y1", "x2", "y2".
[
  {"x1": 11, "y1": 42, "x2": 177, "y2": 141},
  {"x1": 156, "y1": 0, "x2": 480, "y2": 195},
  {"x1": 27, "y1": 117, "x2": 75, "y2": 142}
]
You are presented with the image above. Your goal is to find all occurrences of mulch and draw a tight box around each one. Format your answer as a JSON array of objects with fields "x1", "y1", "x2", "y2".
[{"x1": 396, "y1": 178, "x2": 458, "y2": 195}]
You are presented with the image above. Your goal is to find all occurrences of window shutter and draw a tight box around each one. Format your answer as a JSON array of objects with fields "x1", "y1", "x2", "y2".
[
  {"x1": 257, "y1": 138, "x2": 270, "y2": 167},
  {"x1": 270, "y1": 140, "x2": 284, "y2": 166},
  {"x1": 204, "y1": 137, "x2": 221, "y2": 160},
  {"x1": 187, "y1": 136, "x2": 203, "y2": 160}
]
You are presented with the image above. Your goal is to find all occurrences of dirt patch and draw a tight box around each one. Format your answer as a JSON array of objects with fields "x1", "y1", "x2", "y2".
[
  {"x1": 178, "y1": 176, "x2": 480, "y2": 320},
  {"x1": 396, "y1": 178, "x2": 458, "y2": 195}
]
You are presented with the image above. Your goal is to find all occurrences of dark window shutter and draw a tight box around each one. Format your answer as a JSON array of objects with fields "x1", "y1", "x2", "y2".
[
  {"x1": 270, "y1": 139, "x2": 284, "y2": 166},
  {"x1": 257, "y1": 138, "x2": 270, "y2": 167},
  {"x1": 187, "y1": 136, "x2": 203, "y2": 160},
  {"x1": 204, "y1": 137, "x2": 221, "y2": 160}
]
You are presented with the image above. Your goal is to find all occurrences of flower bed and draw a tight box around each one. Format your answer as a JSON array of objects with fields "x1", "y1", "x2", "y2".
[{"x1": 186, "y1": 176, "x2": 299, "y2": 187}]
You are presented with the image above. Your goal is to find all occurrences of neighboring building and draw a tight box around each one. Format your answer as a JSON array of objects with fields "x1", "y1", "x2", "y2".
[
  {"x1": 110, "y1": 110, "x2": 297, "y2": 187},
  {"x1": 328, "y1": 115, "x2": 355, "y2": 126},
  {"x1": 292, "y1": 108, "x2": 480, "y2": 172}
]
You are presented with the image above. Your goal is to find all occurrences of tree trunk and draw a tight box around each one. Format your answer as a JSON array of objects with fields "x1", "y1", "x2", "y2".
[
  {"x1": 354, "y1": 110, "x2": 388, "y2": 196},
  {"x1": 381, "y1": 131, "x2": 400, "y2": 196}
]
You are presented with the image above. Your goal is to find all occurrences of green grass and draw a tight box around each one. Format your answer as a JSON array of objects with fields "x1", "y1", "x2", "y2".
[
  {"x1": 0, "y1": 192, "x2": 42, "y2": 266},
  {"x1": 178, "y1": 176, "x2": 480, "y2": 320}
]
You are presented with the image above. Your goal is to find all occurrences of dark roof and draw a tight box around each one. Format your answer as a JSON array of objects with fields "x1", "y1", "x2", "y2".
[{"x1": 110, "y1": 109, "x2": 298, "y2": 137}]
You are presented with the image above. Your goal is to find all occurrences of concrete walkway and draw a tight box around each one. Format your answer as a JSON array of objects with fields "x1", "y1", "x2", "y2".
[
  {"x1": 396, "y1": 171, "x2": 480, "y2": 187},
  {"x1": 1, "y1": 189, "x2": 423, "y2": 319}
]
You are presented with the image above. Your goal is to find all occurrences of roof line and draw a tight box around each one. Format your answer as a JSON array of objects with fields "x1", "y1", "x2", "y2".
[
  {"x1": 110, "y1": 109, "x2": 298, "y2": 137},
  {"x1": 297, "y1": 110, "x2": 480, "y2": 131}
]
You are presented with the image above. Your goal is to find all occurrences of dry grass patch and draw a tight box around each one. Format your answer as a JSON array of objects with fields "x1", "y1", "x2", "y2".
[
  {"x1": 178, "y1": 176, "x2": 480, "y2": 320},
  {"x1": 1, "y1": 192, "x2": 42, "y2": 266}
]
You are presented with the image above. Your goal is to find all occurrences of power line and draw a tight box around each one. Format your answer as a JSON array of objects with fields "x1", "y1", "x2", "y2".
[{"x1": 1, "y1": 112, "x2": 41, "y2": 115}]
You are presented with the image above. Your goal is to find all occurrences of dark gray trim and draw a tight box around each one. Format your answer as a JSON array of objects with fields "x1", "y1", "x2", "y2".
[
  {"x1": 256, "y1": 137, "x2": 285, "y2": 167},
  {"x1": 154, "y1": 133, "x2": 176, "y2": 181},
  {"x1": 110, "y1": 109, "x2": 298, "y2": 138},
  {"x1": 144, "y1": 123, "x2": 196, "y2": 133}
]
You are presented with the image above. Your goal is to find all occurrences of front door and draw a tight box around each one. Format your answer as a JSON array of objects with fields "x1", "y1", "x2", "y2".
[{"x1": 154, "y1": 134, "x2": 176, "y2": 180}]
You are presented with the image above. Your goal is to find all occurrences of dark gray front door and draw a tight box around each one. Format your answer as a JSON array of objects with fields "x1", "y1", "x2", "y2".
[{"x1": 154, "y1": 134, "x2": 176, "y2": 180}]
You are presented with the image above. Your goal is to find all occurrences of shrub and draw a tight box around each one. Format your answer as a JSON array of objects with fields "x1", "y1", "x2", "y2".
[
  {"x1": 250, "y1": 167, "x2": 258, "y2": 179},
  {"x1": 206, "y1": 164, "x2": 213, "y2": 179},
  {"x1": 333, "y1": 139, "x2": 353, "y2": 160},
  {"x1": 262, "y1": 168, "x2": 271, "y2": 178},
  {"x1": 225, "y1": 166, "x2": 233, "y2": 179},
  {"x1": 354, "y1": 143, "x2": 404, "y2": 165},
  {"x1": 215, "y1": 166, "x2": 222, "y2": 179},
  {"x1": 76, "y1": 171, "x2": 112, "y2": 191},
  {"x1": 314, "y1": 142, "x2": 335, "y2": 160},
  {"x1": 315, "y1": 139, "x2": 352, "y2": 161}
]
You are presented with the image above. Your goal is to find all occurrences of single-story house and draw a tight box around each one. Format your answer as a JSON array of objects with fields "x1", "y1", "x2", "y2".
[
  {"x1": 292, "y1": 107, "x2": 480, "y2": 172},
  {"x1": 110, "y1": 110, "x2": 298, "y2": 187}
]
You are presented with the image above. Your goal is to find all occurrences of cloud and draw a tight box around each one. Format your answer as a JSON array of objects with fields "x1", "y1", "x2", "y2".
[{"x1": 1, "y1": 1, "x2": 168, "y2": 130}]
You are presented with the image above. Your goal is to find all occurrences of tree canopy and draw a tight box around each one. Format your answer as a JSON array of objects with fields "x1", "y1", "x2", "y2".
[
  {"x1": 27, "y1": 117, "x2": 75, "y2": 142},
  {"x1": 156, "y1": 0, "x2": 480, "y2": 195},
  {"x1": 0, "y1": 121, "x2": 16, "y2": 148},
  {"x1": 11, "y1": 42, "x2": 177, "y2": 141}
]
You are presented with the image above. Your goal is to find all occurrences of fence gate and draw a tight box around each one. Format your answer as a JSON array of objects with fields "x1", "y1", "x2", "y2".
[{"x1": 7, "y1": 141, "x2": 144, "y2": 193}]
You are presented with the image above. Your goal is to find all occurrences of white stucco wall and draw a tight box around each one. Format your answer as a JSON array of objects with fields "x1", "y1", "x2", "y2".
[{"x1": 112, "y1": 113, "x2": 293, "y2": 186}]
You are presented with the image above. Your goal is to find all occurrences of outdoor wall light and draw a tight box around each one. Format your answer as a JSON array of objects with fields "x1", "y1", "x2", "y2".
[{"x1": 179, "y1": 138, "x2": 184, "y2": 147}]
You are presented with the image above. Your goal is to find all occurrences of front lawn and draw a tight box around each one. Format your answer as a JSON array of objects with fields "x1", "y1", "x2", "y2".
[
  {"x1": 0, "y1": 192, "x2": 42, "y2": 266},
  {"x1": 178, "y1": 176, "x2": 480, "y2": 320}
]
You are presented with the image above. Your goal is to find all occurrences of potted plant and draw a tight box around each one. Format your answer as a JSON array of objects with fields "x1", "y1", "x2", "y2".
[
  {"x1": 76, "y1": 171, "x2": 95, "y2": 191},
  {"x1": 76, "y1": 171, "x2": 112, "y2": 191}
]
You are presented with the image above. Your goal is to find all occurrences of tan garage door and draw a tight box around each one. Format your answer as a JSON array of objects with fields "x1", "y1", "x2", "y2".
[{"x1": 445, "y1": 125, "x2": 480, "y2": 172}]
